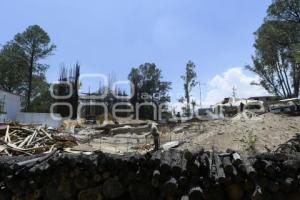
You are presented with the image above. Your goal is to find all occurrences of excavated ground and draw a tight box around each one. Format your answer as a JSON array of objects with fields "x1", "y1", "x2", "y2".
[{"x1": 171, "y1": 113, "x2": 300, "y2": 154}]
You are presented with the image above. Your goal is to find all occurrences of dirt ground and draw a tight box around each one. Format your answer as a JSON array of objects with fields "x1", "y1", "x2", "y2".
[
  {"x1": 174, "y1": 113, "x2": 300, "y2": 155},
  {"x1": 69, "y1": 113, "x2": 300, "y2": 155}
]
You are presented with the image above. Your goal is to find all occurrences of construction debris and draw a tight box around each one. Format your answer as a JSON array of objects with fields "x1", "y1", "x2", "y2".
[
  {"x1": 110, "y1": 124, "x2": 150, "y2": 135},
  {"x1": 161, "y1": 140, "x2": 184, "y2": 150},
  {"x1": 231, "y1": 110, "x2": 260, "y2": 121},
  {"x1": 0, "y1": 116, "x2": 299, "y2": 199},
  {"x1": 275, "y1": 133, "x2": 300, "y2": 154},
  {"x1": 0, "y1": 123, "x2": 77, "y2": 156}
]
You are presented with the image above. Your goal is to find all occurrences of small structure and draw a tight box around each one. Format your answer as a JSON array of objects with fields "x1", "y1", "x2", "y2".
[
  {"x1": 0, "y1": 89, "x2": 62, "y2": 127},
  {"x1": 269, "y1": 98, "x2": 300, "y2": 114},
  {"x1": 198, "y1": 108, "x2": 213, "y2": 116},
  {"x1": 0, "y1": 89, "x2": 22, "y2": 122},
  {"x1": 213, "y1": 97, "x2": 265, "y2": 117}
]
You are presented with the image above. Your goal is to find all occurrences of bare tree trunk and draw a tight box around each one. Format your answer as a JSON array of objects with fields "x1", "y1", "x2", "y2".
[
  {"x1": 72, "y1": 64, "x2": 80, "y2": 119},
  {"x1": 261, "y1": 70, "x2": 283, "y2": 96},
  {"x1": 283, "y1": 68, "x2": 292, "y2": 97},
  {"x1": 26, "y1": 50, "x2": 34, "y2": 112},
  {"x1": 279, "y1": 66, "x2": 291, "y2": 97},
  {"x1": 278, "y1": 52, "x2": 292, "y2": 97},
  {"x1": 185, "y1": 84, "x2": 191, "y2": 117},
  {"x1": 187, "y1": 94, "x2": 190, "y2": 117},
  {"x1": 275, "y1": 64, "x2": 287, "y2": 98},
  {"x1": 292, "y1": 64, "x2": 300, "y2": 97}
]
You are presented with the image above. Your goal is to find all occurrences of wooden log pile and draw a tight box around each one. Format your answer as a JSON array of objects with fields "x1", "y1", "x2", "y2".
[
  {"x1": 0, "y1": 145, "x2": 298, "y2": 200},
  {"x1": 0, "y1": 123, "x2": 77, "y2": 156},
  {"x1": 275, "y1": 133, "x2": 300, "y2": 154}
]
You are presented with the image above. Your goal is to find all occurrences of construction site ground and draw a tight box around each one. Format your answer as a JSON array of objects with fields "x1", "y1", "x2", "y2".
[
  {"x1": 172, "y1": 112, "x2": 300, "y2": 154},
  {"x1": 71, "y1": 113, "x2": 300, "y2": 155}
]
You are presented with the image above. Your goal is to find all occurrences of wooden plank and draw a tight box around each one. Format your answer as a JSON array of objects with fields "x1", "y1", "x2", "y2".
[
  {"x1": 40, "y1": 128, "x2": 53, "y2": 139},
  {"x1": 27, "y1": 131, "x2": 37, "y2": 146},
  {"x1": 4, "y1": 125, "x2": 10, "y2": 143},
  {"x1": 18, "y1": 135, "x2": 32, "y2": 148}
]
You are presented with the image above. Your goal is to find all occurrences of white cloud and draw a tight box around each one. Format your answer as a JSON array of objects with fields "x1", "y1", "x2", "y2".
[{"x1": 202, "y1": 67, "x2": 269, "y2": 107}]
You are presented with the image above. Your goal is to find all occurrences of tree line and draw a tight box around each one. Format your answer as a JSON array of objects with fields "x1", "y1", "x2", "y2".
[
  {"x1": 0, "y1": 25, "x2": 55, "y2": 112},
  {"x1": 1, "y1": 0, "x2": 294, "y2": 120},
  {"x1": 0, "y1": 24, "x2": 200, "y2": 120},
  {"x1": 247, "y1": 0, "x2": 300, "y2": 98}
]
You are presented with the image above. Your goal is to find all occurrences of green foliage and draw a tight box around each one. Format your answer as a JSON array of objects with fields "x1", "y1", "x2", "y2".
[
  {"x1": 293, "y1": 44, "x2": 300, "y2": 63},
  {"x1": 0, "y1": 25, "x2": 55, "y2": 112},
  {"x1": 128, "y1": 63, "x2": 171, "y2": 120},
  {"x1": 247, "y1": 0, "x2": 300, "y2": 98},
  {"x1": 0, "y1": 42, "x2": 28, "y2": 94},
  {"x1": 241, "y1": 133, "x2": 258, "y2": 154},
  {"x1": 14, "y1": 25, "x2": 56, "y2": 61},
  {"x1": 14, "y1": 25, "x2": 56, "y2": 111},
  {"x1": 29, "y1": 82, "x2": 54, "y2": 113},
  {"x1": 181, "y1": 61, "x2": 198, "y2": 116},
  {"x1": 267, "y1": 0, "x2": 300, "y2": 23}
]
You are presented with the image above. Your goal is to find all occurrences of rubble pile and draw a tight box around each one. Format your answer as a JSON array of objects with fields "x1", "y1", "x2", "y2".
[
  {"x1": 95, "y1": 121, "x2": 150, "y2": 135},
  {"x1": 275, "y1": 133, "x2": 300, "y2": 154},
  {"x1": 231, "y1": 110, "x2": 259, "y2": 121},
  {"x1": 0, "y1": 134, "x2": 299, "y2": 200},
  {"x1": 0, "y1": 123, "x2": 77, "y2": 156}
]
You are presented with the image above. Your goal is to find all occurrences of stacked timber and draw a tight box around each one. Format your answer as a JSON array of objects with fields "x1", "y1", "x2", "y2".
[{"x1": 0, "y1": 147, "x2": 299, "y2": 200}]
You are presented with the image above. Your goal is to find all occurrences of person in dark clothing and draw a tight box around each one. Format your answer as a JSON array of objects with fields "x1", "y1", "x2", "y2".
[
  {"x1": 176, "y1": 112, "x2": 182, "y2": 123},
  {"x1": 240, "y1": 102, "x2": 245, "y2": 112},
  {"x1": 148, "y1": 123, "x2": 160, "y2": 151}
]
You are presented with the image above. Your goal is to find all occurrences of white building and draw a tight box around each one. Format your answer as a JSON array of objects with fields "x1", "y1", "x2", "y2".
[
  {"x1": 213, "y1": 97, "x2": 266, "y2": 117},
  {"x1": 0, "y1": 89, "x2": 62, "y2": 127},
  {"x1": 0, "y1": 89, "x2": 22, "y2": 122}
]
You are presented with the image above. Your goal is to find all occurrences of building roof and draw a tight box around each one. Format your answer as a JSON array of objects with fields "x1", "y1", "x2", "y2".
[
  {"x1": 280, "y1": 97, "x2": 300, "y2": 102},
  {"x1": 248, "y1": 95, "x2": 278, "y2": 99}
]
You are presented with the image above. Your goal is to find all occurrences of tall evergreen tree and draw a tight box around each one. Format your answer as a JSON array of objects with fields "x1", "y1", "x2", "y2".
[{"x1": 14, "y1": 25, "x2": 56, "y2": 111}]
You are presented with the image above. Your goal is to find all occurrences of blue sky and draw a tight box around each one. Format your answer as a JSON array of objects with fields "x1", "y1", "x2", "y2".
[{"x1": 0, "y1": 0, "x2": 271, "y2": 106}]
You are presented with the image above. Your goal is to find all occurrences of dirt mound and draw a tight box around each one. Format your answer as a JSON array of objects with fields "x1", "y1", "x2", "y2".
[{"x1": 177, "y1": 113, "x2": 300, "y2": 154}]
